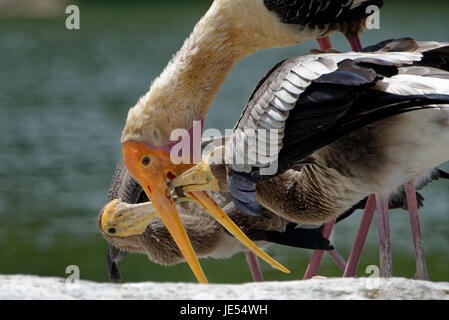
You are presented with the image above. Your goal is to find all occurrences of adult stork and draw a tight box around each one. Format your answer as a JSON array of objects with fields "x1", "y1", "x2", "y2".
[
  {"x1": 168, "y1": 38, "x2": 449, "y2": 279},
  {"x1": 98, "y1": 162, "x2": 333, "y2": 282},
  {"x1": 120, "y1": 0, "x2": 384, "y2": 282}
]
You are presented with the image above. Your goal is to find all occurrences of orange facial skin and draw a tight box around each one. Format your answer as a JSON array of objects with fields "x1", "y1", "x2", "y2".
[
  {"x1": 122, "y1": 140, "x2": 290, "y2": 283},
  {"x1": 123, "y1": 140, "x2": 207, "y2": 283}
]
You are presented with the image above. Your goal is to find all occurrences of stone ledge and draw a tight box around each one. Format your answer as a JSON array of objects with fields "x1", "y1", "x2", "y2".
[{"x1": 0, "y1": 275, "x2": 448, "y2": 300}]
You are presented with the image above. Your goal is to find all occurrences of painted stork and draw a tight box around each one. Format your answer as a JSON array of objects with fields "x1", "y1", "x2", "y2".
[
  {"x1": 168, "y1": 38, "x2": 449, "y2": 279},
  {"x1": 119, "y1": 0, "x2": 384, "y2": 282}
]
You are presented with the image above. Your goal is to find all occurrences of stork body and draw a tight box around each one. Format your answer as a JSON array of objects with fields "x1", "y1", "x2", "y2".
[{"x1": 170, "y1": 38, "x2": 449, "y2": 278}]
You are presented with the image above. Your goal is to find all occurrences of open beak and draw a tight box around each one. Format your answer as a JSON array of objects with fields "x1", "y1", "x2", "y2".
[
  {"x1": 123, "y1": 141, "x2": 290, "y2": 282},
  {"x1": 168, "y1": 159, "x2": 220, "y2": 192},
  {"x1": 169, "y1": 160, "x2": 289, "y2": 273},
  {"x1": 143, "y1": 183, "x2": 211, "y2": 283},
  {"x1": 188, "y1": 191, "x2": 290, "y2": 274},
  {"x1": 123, "y1": 140, "x2": 208, "y2": 283}
]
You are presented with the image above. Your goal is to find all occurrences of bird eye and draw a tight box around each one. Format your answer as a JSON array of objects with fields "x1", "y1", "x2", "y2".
[
  {"x1": 108, "y1": 228, "x2": 116, "y2": 234},
  {"x1": 142, "y1": 156, "x2": 150, "y2": 166}
]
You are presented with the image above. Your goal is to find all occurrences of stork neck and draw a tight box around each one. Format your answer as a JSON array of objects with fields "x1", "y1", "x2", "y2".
[
  {"x1": 146, "y1": 11, "x2": 257, "y2": 123},
  {"x1": 122, "y1": 0, "x2": 305, "y2": 146}
]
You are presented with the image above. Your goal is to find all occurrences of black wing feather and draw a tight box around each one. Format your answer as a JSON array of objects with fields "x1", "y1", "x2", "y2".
[
  {"x1": 261, "y1": 223, "x2": 334, "y2": 250},
  {"x1": 253, "y1": 57, "x2": 449, "y2": 180},
  {"x1": 264, "y1": 0, "x2": 383, "y2": 26}
]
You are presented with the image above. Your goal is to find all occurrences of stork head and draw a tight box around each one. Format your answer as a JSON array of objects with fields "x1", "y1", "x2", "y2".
[{"x1": 121, "y1": 136, "x2": 210, "y2": 283}]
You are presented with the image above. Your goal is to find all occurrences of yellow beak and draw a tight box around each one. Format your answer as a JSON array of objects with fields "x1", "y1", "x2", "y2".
[
  {"x1": 123, "y1": 140, "x2": 209, "y2": 283},
  {"x1": 122, "y1": 141, "x2": 290, "y2": 283},
  {"x1": 188, "y1": 191, "x2": 290, "y2": 274},
  {"x1": 100, "y1": 197, "x2": 193, "y2": 237}
]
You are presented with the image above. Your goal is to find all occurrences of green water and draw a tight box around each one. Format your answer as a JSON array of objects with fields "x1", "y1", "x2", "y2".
[{"x1": 0, "y1": 1, "x2": 448, "y2": 284}]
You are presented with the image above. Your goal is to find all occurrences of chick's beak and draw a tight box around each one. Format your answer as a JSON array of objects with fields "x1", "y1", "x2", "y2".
[
  {"x1": 168, "y1": 159, "x2": 220, "y2": 192},
  {"x1": 101, "y1": 199, "x2": 158, "y2": 237},
  {"x1": 101, "y1": 198, "x2": 195, "y2": 238},
  {"x1": 122, "y1": 140, "x2": 208, "y2": 283}
]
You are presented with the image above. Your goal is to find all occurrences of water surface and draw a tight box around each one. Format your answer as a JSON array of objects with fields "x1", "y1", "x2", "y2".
[{"x1": 0, "y1": 1, "x2": 448, "y2": 283}]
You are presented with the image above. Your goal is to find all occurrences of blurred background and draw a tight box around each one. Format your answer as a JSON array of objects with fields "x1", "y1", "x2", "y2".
[{"x1": 0, "y1": 0, "x2": 448, "y2": 284}]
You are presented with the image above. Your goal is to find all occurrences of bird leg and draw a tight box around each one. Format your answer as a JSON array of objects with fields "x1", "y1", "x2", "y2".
[
  {"x1": 107, "y1": 244, "x2": 128, "y2": 283},
  {"x1": 404, "y1": 180, "x2": 429, "y2": 280},
  {"x1": 327, "y1": 248, "x2": 347, "y2": 272},
  {"x1": 346, "y1": 35, "x2": 363, "y2": 52},
  {"x1": 303, "y1": 218, "x2": 337, "y2": 279},
  {"x1": 343, "y1": 194, "x2": 377, "y2": 277},
  {"x1": 245, "y1": 252, "x2": 264, "y2": 282},
  {"x1": 376, "y1": 194, "x2": 393, "y2": 277},
  {"x1": 317, "y1": 37, "x2": 332, "y2": 50}
]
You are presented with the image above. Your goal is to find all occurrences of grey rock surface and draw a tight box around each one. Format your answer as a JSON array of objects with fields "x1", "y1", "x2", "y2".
[{"x1": 1, "y1": 275, "x2": 448, "y2": 300}]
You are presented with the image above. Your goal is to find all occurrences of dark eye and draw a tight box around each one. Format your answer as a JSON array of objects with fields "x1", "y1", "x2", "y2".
[
  {"x1": 142, "y1": 156, "x2": 150, "y2": 166},
  {"x1": 108, "y1": 228, "x2": 116, "y2": 234}
]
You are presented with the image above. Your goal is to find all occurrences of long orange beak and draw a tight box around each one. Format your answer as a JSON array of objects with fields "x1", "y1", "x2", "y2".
[
  {"x1": 122, "y1": 140, "x2": 290, "y2": 283},
  {"x1": 188, "y1": 191, "x2": 290, "y2": 274},
  {"x1": 122, "y1": 141, "x2": 208, "y2": 283}
]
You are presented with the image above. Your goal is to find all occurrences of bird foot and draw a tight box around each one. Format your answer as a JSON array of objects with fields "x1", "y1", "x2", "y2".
[{"x1": 413, "y1": 271, "x2": 429, "y2": 281}]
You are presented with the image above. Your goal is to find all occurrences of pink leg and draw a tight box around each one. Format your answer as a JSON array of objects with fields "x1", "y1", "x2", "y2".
[
  {"x1": 346, "y1": 35, "x2": 363, "y2": 52},
  {"x1": 317, "y1": 36, "x2": 332, "y2": 50},
  {"x1": 328, "y1": 249, "x2": 347, "y2": 272},
  {"x1": 303, "y1": 218, "x2": 337, "y2": 279},
  {"x1": 376, "y1": 194, "x2": 393, "y2": 277},
  {"x1": 404, "y1": 181, "x2": 429, "y2": 280},
  {"x1": 343, "y1": 194, "x2": 377, "y2": 277},
  {"x1": 245, "y1": 252, "x2": 264, "y2": 282}
]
